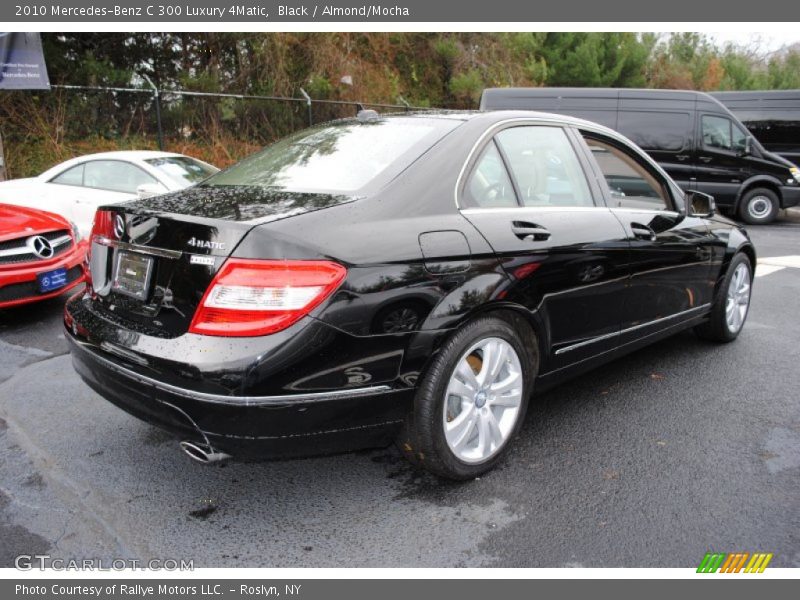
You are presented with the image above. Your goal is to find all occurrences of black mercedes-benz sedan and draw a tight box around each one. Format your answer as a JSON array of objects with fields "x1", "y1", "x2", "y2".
[{"x1": 64, "y1": 110, "x2": 755, "y2": 479}]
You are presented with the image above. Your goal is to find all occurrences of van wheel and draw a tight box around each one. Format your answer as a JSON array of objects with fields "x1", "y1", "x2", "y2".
[
  {"x1": 400, "y1": 315, "x2": 537, "y2": 480},
  {"x1": 738, "y1": 188, "x2": 779, "y2": 224},
  {"x1": 694, "y1": 253, "x2": 752, "y2": 343}
]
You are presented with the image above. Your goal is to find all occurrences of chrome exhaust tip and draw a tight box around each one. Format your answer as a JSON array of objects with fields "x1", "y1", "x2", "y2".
[{"x1": 179, "y1": 441, "x2": 231, "y2": 464}]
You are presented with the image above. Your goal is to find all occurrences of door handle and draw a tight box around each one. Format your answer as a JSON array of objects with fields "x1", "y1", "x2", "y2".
[
  {"x1": 630, "y1": 222, "x2": 656, "y2": 242},
  {"x1": 675, "y1": 154, "x2": 689, "y2": 161},
  {"x1": 698, "y1": 156, "x2": 712, "y2": 163},
  {"x1": 511, "y1": 221, "x2": 551, "y2": 241}
]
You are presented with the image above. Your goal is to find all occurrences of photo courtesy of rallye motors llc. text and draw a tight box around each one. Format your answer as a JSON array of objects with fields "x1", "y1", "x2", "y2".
[{"x1": 14, "y1": 584, "x2": 303, "y2": 597}]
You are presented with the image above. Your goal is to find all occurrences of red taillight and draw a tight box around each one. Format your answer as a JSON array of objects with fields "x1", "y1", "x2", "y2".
[
  {"x1": 91, "y1": 209, "x2": 115, "y2": 241},
  {"x1": 188, "y1": 259, "x2": 347, "y2": 337},
  {"x1": 86, "y1": 210, "x2": 115, "y2": 293}
]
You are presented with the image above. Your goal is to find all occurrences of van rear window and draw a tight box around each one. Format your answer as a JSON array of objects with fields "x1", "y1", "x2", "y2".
[{"x1": 618, "y1": 111, "x2": 689, "y2": 152}]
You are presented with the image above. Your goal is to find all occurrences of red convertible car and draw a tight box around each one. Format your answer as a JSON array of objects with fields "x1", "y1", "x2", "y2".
[{"x1": 0, "y1": 203, "x2": 87, "y2": 309}]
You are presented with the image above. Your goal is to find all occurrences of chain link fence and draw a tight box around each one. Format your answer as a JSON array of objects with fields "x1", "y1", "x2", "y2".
[{"x1": 0, "y1": 84, "x2": 434, "y2": 179}]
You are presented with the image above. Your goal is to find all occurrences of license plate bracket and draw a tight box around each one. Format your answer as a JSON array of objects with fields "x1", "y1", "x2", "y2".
[{"x1": 112, "y1": 250, "x2": 153, "y2": 301}]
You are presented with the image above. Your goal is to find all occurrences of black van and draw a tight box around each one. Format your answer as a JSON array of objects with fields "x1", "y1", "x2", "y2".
[
  {"x1": 712, "y1": 90, "x2": 800, "y2": 165},
  {"x1": 480, "y1": 87, "x2": 800, "y2": 224}
]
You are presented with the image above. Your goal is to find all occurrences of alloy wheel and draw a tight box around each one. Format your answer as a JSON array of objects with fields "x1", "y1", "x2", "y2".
[
  {"x1": 442, "y1": 337, "x2": 524, "y2": 464},
  {"x1": 725, "y1": 262, "x2": 751, "y2": 334}
]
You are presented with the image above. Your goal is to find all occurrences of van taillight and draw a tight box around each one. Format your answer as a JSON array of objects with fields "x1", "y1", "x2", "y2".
[{"x1": 188, "y1": 259, "x2": 347, "y2": 337}]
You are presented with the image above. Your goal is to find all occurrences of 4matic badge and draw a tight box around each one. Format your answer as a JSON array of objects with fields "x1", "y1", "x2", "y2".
[{"x1": 186, "y1": 237, "x2": 226, "y2": 251}]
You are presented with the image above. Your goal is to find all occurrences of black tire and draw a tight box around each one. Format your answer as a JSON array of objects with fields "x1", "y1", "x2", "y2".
[
  {"x1": 738, "y1": 187, "x2": 779, "y2": 225},
  {"x1": 694, "y1": 253, "x2": 752, "y2": 343},
  {"x1": 398, "y1": 314, "x2": 538, "y2": 480}
]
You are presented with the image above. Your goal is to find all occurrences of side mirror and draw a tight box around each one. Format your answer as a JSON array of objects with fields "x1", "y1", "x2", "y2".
[
  {"x1": 686, "y1": 190, "x2": 716, "y2": 217},
  {"x1": 136, "y1": 183, "x2": 163, "y2": 199},
  {"x1": 738, "y1": 135, "x2": 753, "y2": 157}
]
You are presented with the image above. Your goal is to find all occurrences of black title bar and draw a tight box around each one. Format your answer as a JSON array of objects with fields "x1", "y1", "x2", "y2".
[{"x1": 1, "y1": 0, "x2": 791, "y2": 22}]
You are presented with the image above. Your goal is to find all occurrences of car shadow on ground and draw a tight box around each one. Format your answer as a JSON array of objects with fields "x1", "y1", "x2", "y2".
[{"x1": 112, "y1": 327, "x2": 711, "y2": 502}]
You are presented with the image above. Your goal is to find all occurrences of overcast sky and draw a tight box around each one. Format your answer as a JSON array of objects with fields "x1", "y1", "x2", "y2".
[{"x1": 707, "y1": 31, "x2": 800, "y2": 53}]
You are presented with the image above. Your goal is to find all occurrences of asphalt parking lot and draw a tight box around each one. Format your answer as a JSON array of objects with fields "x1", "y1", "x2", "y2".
[{"x1": 1, "y1": 213, "x2": 799, "y2": 568}]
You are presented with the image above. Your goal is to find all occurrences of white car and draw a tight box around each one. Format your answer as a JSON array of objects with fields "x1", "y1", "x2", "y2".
[{"x1": 0, "y1": 151, "x2": 219, "y2": 237}]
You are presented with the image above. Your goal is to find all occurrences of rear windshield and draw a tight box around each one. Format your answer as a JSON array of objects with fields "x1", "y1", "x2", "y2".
[
  {"x1": 145, "y1": 156, "x2": 218, "y2": 186},
  {"x1": 203, "y1": 117, "x2": 460, "y2": 194}
]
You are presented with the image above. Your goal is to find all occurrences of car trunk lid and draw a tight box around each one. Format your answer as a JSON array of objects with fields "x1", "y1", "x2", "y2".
[{"x1": 87, "y1": 185, "x2": 355, "y2": 338}]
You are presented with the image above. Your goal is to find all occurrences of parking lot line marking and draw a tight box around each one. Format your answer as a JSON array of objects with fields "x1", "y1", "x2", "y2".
[
  {"x1": 754, "y1": 255, "x2": 800, "y2": 278},
  {"x1": 759, "y1": 255, "x2": 800, "y2": 268},
  {"x1": 755, "y1": 265, "x2": 785, "y2": 278}
]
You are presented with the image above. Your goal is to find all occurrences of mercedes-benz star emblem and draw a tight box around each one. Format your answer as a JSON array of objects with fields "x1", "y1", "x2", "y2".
[
  {"x1": 28, "y1": 235, "x2": 54, "y2": 259},
  {"x1": 113, "y1": 214, "x2": 126, "y2": 239}
]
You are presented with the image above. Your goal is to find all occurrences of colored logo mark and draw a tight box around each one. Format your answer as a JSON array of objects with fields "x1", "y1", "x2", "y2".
[{"x1": 697, "y1": 552, "x2": 773, "y2": 573}]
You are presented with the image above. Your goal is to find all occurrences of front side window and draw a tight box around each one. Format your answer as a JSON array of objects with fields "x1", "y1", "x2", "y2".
[
  {"x1": 83, "y1": 160, "x2": 161, "y2": 194},
  {"x1": 584, "y1": 136, "x2": 671, "y2": 211},
  {"x1": 731, "y1": 122, "x2": 748, "y2": 153},
  {"x1": 702, "y1": 115, "x2": 748, "y2": 153},
  {"x1": 495, "y1": 126, "x2": 593, "y2": 207}
]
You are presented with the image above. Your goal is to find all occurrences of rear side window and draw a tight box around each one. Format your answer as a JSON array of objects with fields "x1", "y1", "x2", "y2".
[
  {"x1": 50, "y1": 164, "x2": 85, "y2": 186},
  {"x1": 205, "y1": 117, "x2": 459, "y2": 194},
  {"x1": 740, "y1": 117, "x2": 800, "y2": 156},
  {"x1": 618, "y1": 111, "x2": 690, "y2": 151},
  {"x1": 584, "y1": 137, "x2": 671, "y2": 211},
  {"x1": 83, "y1": 160, "x2": 161, "y2": 194},
  {"x1": 495, "y1": 126, "x2": 593, "y2": 207},
  {"x1": 463, "y1": 141, "x2": 517, "y2": 208}
]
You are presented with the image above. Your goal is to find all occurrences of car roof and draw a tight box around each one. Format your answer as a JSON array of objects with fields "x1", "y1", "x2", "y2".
[
  {"x1": 712, "y1": 90, "x2": 800, "y2": 101},
  {"x1": 481, "y1": 87, "x2": 712, "y2": 100},
  {"x1": 378, "y1": 109, "x2": 625, "y2": 138},
  {"x1": 479, "y1": 87, "x2": 737, "y2": 117},
  {"x1": 65, "y1": 150, "x2": 185, "y2": 161}
]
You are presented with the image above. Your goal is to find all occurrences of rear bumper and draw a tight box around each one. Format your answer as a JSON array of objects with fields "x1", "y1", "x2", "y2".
[
  {"x1": 780, "y1": 185, "x2": 800, "y2": 209},
  {"x1": 64, "y1": 299, "x2": 416, "y2": 459},
  {"x1": 0, "y1": 242, "x2": 87, "y2": 309}
]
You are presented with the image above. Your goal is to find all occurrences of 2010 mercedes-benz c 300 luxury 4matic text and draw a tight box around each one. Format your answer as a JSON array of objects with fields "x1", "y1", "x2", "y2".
[{"x1": 65, "y1": 110, "x2": 756, "y2": 479}]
